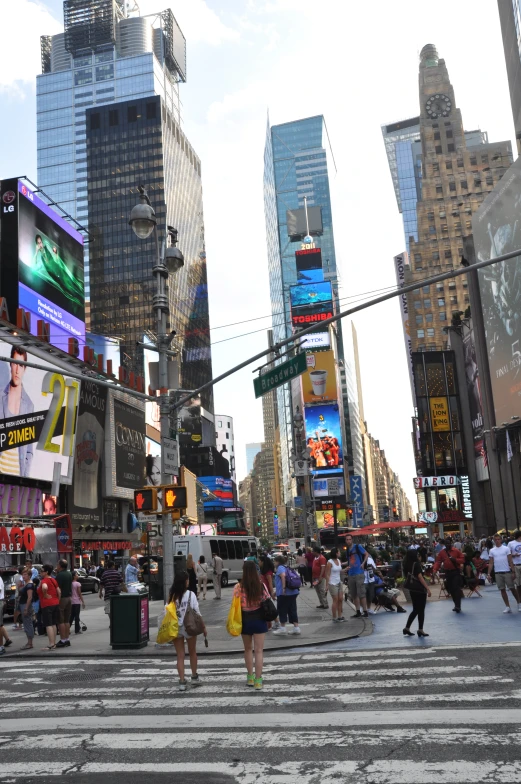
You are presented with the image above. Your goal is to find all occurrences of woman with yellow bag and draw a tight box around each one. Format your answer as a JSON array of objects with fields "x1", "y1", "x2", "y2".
[
  {"x1": 228, "y1": 561, "x2": 273, "y2": 691},
  {"x1": 168, "y1": 570, "x2": 206, "y2": 691}
]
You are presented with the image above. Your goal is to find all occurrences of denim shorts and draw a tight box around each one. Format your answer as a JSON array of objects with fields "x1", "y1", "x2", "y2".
[{"x1": 241, "y1": 610, "x2": 267, "y2": 636}]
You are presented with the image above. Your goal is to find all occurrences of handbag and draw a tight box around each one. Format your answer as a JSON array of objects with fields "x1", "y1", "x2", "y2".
[
  {"x1": 183, "y1": 592, "x2": 205, "y2": 636},
  {"x1": 260, "y1": 584, "x2": 277, "y2": 622},
  {"x1": 226, "y1": 593, "x2": 242, "y2": 636},
  {"x1": 156, "y1": 601, "x2": 179, "y2": 643}
]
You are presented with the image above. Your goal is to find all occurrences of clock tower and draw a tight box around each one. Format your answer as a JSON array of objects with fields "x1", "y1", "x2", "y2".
[{"x1": 405, "y1": 44, "x2": 512, "y2": 353}]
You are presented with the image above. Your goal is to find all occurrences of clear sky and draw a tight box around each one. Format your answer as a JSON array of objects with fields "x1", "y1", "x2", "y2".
[{"x1": 0, "y1": 0, "x2": 516, "y2": 506}]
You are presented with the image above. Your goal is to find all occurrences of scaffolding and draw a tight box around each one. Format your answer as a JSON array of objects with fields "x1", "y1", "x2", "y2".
[
  {"x1": 64, "y1": 0, "x2": 117, "y2": 55},
  {"x1": 40, "y1": 35, "x2": 52, "y2": 74},
  {"x1": 161, "y1": 8, "x2": 186, "y2": 83}
]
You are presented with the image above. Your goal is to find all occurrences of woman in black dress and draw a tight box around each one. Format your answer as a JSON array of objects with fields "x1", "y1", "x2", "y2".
[
  {"x1": 402, "y1": 550, "x2": 431, "y2": 637},
  {"x1": 186, "y1": 553, "x2": 198, "y2": 596}
]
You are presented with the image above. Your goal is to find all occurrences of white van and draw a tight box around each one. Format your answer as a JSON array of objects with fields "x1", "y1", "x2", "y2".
[{"x1": 172, "y1": 534, "x2": 259, "y2": 587}]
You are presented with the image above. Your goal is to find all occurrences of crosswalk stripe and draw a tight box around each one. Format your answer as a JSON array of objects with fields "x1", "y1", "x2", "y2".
[
  {"x1": 5, "y1": 727, "x2": 521, "y2": 750},
  {"x1": 4, "y1": 707, "x2": 521, "y2": 733},
  {"x1": 1, "y1": 759, "x2": 520, "y2": 783}
]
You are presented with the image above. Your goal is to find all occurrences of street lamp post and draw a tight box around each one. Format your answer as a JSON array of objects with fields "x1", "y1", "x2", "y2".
[{"x1": 129, "y1": 185, "x2": 184, "y2": 603}]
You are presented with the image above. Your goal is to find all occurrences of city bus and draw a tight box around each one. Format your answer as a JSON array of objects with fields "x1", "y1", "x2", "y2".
[{"x1": 172, "y1": 534, "x2": 258, "y2": 587}]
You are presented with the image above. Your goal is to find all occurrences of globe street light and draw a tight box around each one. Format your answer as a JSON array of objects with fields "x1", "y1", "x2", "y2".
[{"x1": 129, "y1": 185, "x2": 157, "y2": 239}]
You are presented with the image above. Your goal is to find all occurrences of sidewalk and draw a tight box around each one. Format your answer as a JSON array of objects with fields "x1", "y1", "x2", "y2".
[{"x1": 3, "y1": 584, "x2": 371, "y2": 658}]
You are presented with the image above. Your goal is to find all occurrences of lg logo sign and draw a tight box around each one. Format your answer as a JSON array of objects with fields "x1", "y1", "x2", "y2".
[{"x1": 2, "y1": 191, "x2": 15, "y2": 214}]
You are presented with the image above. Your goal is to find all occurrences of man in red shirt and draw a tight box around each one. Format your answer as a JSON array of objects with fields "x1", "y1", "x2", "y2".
[
  {"x1": 312, "y1": 546, "x2": 328, "y2": 609},
  {"x1": 433, "y1": 537, "x2": 465, "y2": 613},
  {"x1": 37, "y1": 564, "x2": 61, "y2": 650}
]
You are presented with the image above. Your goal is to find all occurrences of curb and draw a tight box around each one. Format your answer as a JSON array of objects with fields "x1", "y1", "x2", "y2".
[{"x1": 2, "y1": 619, "x2": 372, "y2": 658}]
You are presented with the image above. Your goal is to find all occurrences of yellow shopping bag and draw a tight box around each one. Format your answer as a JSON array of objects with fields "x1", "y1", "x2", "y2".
[
  {"x1": 156, "y1": 601, "x2": 179, "y2": 643},
  {"x1": 226, "y1": 593, "x2": 242, "y2": 637}
]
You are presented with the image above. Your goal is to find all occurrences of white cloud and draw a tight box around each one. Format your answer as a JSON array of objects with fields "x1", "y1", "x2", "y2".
[
  {"x1": 0, "y1": 0, "x2": 61, "y2": 97},
  {"x1": 136, "y1": 0, "x2": 239, "y2": 45}
]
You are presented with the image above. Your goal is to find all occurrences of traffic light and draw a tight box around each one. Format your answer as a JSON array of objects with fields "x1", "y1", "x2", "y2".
[
  {"x1": 393, "y1": 507, "x2": 398, "y2": 520},
  {"x1": 134, "y1": 488, "x2": 157, "y2": 513},
  {"x1": 348, "y1": 508, "x2": 353, "y2": 520},
  {"x1": 162, "y1": 485, "x2": 187, "y2": 510},
  {"x1": 257, "y1": 519, "x2": 262, "y2": 528}
]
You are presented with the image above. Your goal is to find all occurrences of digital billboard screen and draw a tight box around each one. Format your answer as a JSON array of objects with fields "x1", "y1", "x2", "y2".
[
  {"x1": 473, "y1": 157, "x2": 521, "y2": 422},
  {"x1": 290, "y1": 281, "x2": 332, "y2": 310},
  {"x1": 302, "y1": 349, "x2": 338, "y2": 404},
  {"x1": 295, "y1": 247, "x2": 324, "y2": 284},
  {"x1": 304, "y1": 403, "x2": 343, "y2": 474},
  {"x1": 0, "y1": 339, "x2": 79, "y2": 482},
  {"x1": 292, "y1": 303, "x2": 334, "y2": 329}
]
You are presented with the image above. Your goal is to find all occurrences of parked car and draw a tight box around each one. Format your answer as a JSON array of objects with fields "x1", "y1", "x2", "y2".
[
  {"x1": 1, "y1": 569, "x2": 19, "y2": 618},
  {"x1": 74, "y1": 568, "x2": 100, "y2": 594}
]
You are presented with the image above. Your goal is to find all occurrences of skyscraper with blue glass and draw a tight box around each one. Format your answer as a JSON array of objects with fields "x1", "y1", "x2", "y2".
[
  {"x1": 381, "y1": 118, "x2": 422, "y2": 253},
  {"x1": 263, "y1": 115, "x2": 365, "y2": 512}
]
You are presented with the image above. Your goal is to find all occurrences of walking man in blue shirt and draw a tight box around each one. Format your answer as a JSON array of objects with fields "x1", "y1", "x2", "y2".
[
  {"x1": 345, "y1": 534, "x2": 369, "y2": 618},
  {"x1": 125, "y1": 557, "x2": 139, "y2": 585}
]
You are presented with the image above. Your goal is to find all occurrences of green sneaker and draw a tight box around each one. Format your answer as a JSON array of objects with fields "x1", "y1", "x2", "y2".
[
  {"x1": 254, "y1": 676, "x2": 263, "y2": 691},
  {"x1": 246, "y1": 673, "x2": 255, "y2": 687}
]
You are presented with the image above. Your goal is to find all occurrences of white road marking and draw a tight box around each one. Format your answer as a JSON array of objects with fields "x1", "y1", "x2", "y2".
[
  {"x1": 3, "y1": 727, "x2": 521, "y2": 750},
  {"x1": 4, "y1": 708, "x2": 521, "y2": 733}
]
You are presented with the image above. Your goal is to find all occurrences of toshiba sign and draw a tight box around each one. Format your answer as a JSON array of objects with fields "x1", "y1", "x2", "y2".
[{"x1": 292, "y1": 310, "x2": 333, "y2": 326}]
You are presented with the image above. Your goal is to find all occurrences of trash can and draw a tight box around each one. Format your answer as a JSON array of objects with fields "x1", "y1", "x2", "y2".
[{"x1": 110, "y1": 592, "x2": 149, "y2": 649}]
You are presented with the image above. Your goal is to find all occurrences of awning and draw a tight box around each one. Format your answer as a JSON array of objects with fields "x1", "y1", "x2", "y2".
[{"x1": 350, "y1": 521, "x2": 420, "y2": 536}]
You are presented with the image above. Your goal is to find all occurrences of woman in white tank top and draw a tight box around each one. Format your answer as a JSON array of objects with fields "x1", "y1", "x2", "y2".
[{"x1": 325, "y1": 547, "x2": 345, "y2": 622}]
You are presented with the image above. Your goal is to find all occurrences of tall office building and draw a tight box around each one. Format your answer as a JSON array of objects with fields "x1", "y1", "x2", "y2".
[
  {"x1": 38, "y1": 1, "x2": 213, "y2": 411},
  {"x1": 263, "y1": 115, "x2": 365, "y2": 508},
  {"x1": 498, "y1": 0, "x2": 521, "y2": 155},
  {"x1": 381, "y1": 117, "x2": 422, "y2": 253},
  {"x1": 245, "y1": 443, "x2": 262, "y2": 474},
  {"x1": 383, "y1": 44, "x2": 512, "y2": 353}
]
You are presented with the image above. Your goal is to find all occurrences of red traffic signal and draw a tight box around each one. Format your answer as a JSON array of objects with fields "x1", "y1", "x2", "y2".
[
  {"x1": 134, "y1": 488, "x2": 157, "y2": 512},
  {"x1": 163, "y1": 486, "x2": 187, "y2": 511}
]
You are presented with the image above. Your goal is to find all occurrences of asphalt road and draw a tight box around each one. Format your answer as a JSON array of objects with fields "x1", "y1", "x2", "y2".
[{"x1": 1, "y1": 640, "x2": 521, "y2": 783}]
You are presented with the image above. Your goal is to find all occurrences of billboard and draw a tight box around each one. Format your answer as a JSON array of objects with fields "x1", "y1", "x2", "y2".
[
  {"x1": 292, "y1": 303, "x2": 334, "y2": 329},
  {"x1": 296, "y1": 247, "x2": 324, "y2": 284},
  {"x1": 302, "y1": 350, "x2": 338, "y2": 404},
  {"x1": 316, "y1": 508, "x2": 347, "y2": 529},
  {"x1": 313, "y1": 476, "x2": 345, "y2": 497},
  {"x1": 394, "y1": 252, "x2": 415, "y2": 399},
  {"x1": 461, "y1": 320, "x2": 485, "y2": 461},
  {"x1": 299, "y1": 331, "x2": 330, "y2": 351},
  {"x1": 290, "y1": 281, "x2": 332, "y2": 310},
  {"x1": 106, "y1": 392, "x2": 146, "y2": 495},
  {"x1": 304, "y1": 403, "x2": 343, "y2": 473},
  {"x1": 286, "y1": 206, "x2": 323, "y2": 240},
  {"x1": 0, "y1": 179, "x2": 85, "y2": 353},
  {"x1": 143, "y1": 336, "x2": 160, "y2": 432},
  {"x1": 0, "y1": 340, "x2": 79, "y2": 482},
  {"x1": 473, "y1": 157, "x2": 521, "y2": 421},
  {"x1": 199, "y1": 475, "x2": 234, "y2": 509},
  {"x1": 70, "y1": 380, "x2": 107, "y2": 527}
]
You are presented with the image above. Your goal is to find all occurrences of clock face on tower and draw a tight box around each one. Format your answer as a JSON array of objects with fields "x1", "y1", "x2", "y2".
[{"x1": 425, "y1": 93, "x2": 452, "y2": 119}]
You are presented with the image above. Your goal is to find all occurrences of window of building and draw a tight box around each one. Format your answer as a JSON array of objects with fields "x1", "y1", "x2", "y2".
[
  {"x1": 90, "y1": 113, "x2": 100, "y2": 130},
  {"x1": 474, "y1": 178, "x2": 481, "y2": 187},
  {"x1": 226, "y1": 432, "x2": 229, "y2": 439},
  {"x1": 450, "y1": 295, "x2": 458, "y2": 304},
  {"x1": 486, "y1": 176, "x2": 493, "y2": 186},
  {"x1": 457, "y1": 158, "x2": 463, "y2": 167},
  {"x1": 423, "y1": 285, "x2": 430, "y2": 294},
  {"x1": 218, "y1": 420, "x2": 222, "y2": 428},
  {"x1": 414, "y1": 301, "x2": 422, "y2": 309},
  {"x1": 449, "y1": 182, "x2": 456, "y2": 191},
  {"x1": 461, "y1": 180, "x2": 468, "y2": 189},
  {"x1": 434, "y1": 132, "x2": 441, "y2": 140},
  {"x1": 429, "y1": 225, "x2": 436, "y2": 234},
  {"x1": 432, "y1": 123, "x2": 439, "y2": 128},
  {"x1": 146, "y1": 102, "x2": 157, "y2": 119},
  {"x1": 470, "y1": 156, "x2": 477, "y2": 165},
  {"x1": 449, "y1": 281, "x2": 456, "y2": 290},
  {"x1": 416, "y1": 315, "x2": 423, "y2": 324},
  {"x1": 437, "y1": 284, "x2": 444, "y2": 292},
  {"x1": 427, "y1": 328, "x2": 435, "y2": 337},
  {"x1": 446, "y1": 129, "x2": 453, "y2": 138},
  {"x1": 227, "y1": 422, "x2": 231, "y2": 428},
  {"x1": 427, "y1": 212, "x2": 434, "y2": 221},
  {"x1": 447, "y1": 144, "x2": 455, "y2": 152},
  {"x1": 436, "y1": 185, "x2": 442, "y2": 194},
  {"x1": 438, "y1": 297, "x2": 445, "y2": 306},
  {"x1": 465, "y1": 296, "x2": 470, "y2": 303},
  {"x1": 432, "y1": 251, "x2": 440, "y2": 261},
  {"x1": 127, "y1": 106, "x2": 138, "y2": 122},
  {"x1": 445, "y1": 250, "x2": 452, "y2": 260},
  {"x1": 423, "y1": 298, "x2": 431, "y2": 308},
  {"x1": 414, "y1": 253, "x2": 422, "y2": 263},
  {"x1": 74, "y1": 68, "x2": 92, "y2": 86},
  {"x1": 425, "y1": 313, "x2": 433, "y2": 322},
  {"x1": 439, "y1": 312, "x2": 447, "y2": 321},
  {"x1": 95, "y1": 64, "x2": 113, "y2": 81},
  {"x1": 446, "y1": 161, "x2": 452, "y2": 170},
  {"x1": 481, "y1": 154, "x2": 489, "y2": 164},
  {"x1": 435, "y1": 145, "x2": 442, "y2": 154},
  {"x1": 432, "y1": 162, "x2": 439, "y2": 173},
  {"x1": 109, "y1": 109, "x2": 118, "y2": 126},
  {"x1": 417, "y1": 329, "x2": 425, "y2": 338}
]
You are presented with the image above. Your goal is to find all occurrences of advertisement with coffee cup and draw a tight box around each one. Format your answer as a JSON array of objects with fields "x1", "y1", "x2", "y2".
[{"x1": 302, "y1": 350, "x2": 338, "y2": 403}]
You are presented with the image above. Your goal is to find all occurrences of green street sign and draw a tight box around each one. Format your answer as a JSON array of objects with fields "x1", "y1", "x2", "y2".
[{"x1": 253, "y1": 352, "x2": 307, "y2": 399}]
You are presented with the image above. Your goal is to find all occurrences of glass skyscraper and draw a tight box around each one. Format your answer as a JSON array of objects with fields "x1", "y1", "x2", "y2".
[
  {"x1": 263, "y1": 115, "x2": 365, "y2": 506},
  {"x1": 37, "y1": 1, "x2": 213, "y2": 415},
  {"x1": 381, "y1": 118, "x2": 422, "y2": 253}
]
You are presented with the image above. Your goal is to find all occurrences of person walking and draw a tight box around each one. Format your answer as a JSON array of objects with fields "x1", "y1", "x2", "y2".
[
  {"x1": 99, "y1": 560, "x2": 123, "y2": 620},
  {"x1": 186, "y1": 553, "x2": 198, "y2": 595},
  {"x1": 508, "y1": 530, "x2": 521, "y2": 592},
  {"x1": 70, "y1": 571, "x2": 86, "y2": 635},
  {"x1": 37, "y1": 564, "x2": 61, "y2": 650},
  {"x1": 432, "y1": 537, "x2": 465, "y2": 613},
  {"x1": 212, "y1": 553, "x2": 223, "y2": 599},
  {"x1": 304, "y1": 547, "x2": 314, "y2": 587},
  {"x1": 169, "y1": 570, "x2": 206, "y2": 692},
  {"x1": 19, "y1": 568, "x2": 36, "y2": 650},
  {"x1": 55, "y1": 559, "x2": 73, "y2": 648},
  {"x1": 125, "y1": 556, "x2": 139, "y2": 586},
  {"x1": 232, "y1": 560, "x2": 269, "y2": 690},
  {"x1": 489, "y1": 533, "x2": 520, "y2": 613},
  {"x1": 259, "y1": 555, "x2": 276, "y2": 598},
  {"x1": 312, "y1": 546, "x2": 328, "y2": 609},
  {"x1": 345, "y1": 534, "x2": 369, "y2": 619},
  {"x1": 12, "y1": 567, "x2": 24, "y2": 631},
  {"x1": 272, "y1": 554, "x2": 301, "y2": 636},
  {"x1": 296, "y1": 549, "x2": 308, "y2": 586},
  {"x1": 0, "y1": 573, "x2": 12, "y2": 654},
  {"x1": 325, "y1": 547, "x2": 345, "y2": 622},
  {"x1": 196, "y1": 556, "x2": 209, "y2": 600},
  {"x1": 402, "y1": 550, "x2": 431, "y2": 637}
]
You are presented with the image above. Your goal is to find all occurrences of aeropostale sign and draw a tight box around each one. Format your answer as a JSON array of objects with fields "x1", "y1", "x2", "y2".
[{"x1": 413, "y1": 475, "x2": 460, "y2": 489}]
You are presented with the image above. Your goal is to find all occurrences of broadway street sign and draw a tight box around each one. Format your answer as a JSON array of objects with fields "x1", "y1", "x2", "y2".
[{"x1": 253, "y1": 352, "x2": 307, "y2": 399}]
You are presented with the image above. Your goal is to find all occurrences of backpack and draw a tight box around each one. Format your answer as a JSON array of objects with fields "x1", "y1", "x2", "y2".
[{"x1": 285, "y1": 566, "x2": 302, "y2": 590}]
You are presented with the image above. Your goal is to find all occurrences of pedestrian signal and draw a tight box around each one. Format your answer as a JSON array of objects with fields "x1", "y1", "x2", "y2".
[
  {"x1": 163, "y1": 485, "x2": 187, "y2": 510},
  {"x1": 134, "y1": 488, "x2": 157, "y2": 512}
]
